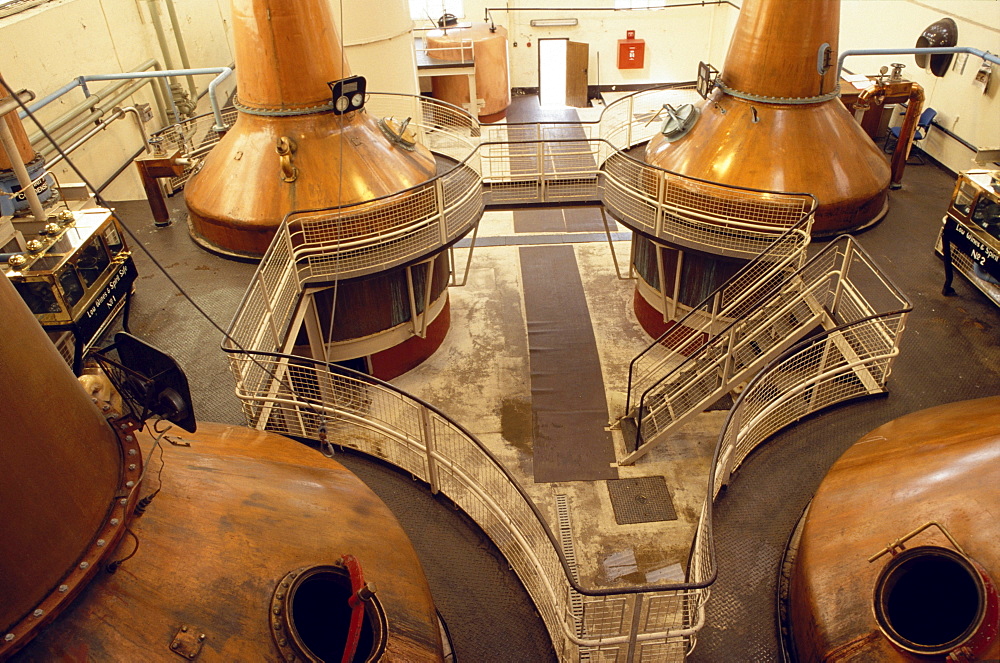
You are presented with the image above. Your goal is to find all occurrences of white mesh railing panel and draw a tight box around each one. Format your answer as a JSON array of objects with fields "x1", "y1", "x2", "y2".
[
  {"x1": 222, "y1": 350, "x2": 716, "y2": 662},
  {"x1": 714, "y1": 308, "x2": 909, "y2": 496}
]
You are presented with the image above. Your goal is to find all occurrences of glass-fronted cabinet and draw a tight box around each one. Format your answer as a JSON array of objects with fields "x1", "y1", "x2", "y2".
[
  {"x1": 940, "y1": 169, "x2": 1000, "y2": 307},
  {"x1": 4, "y1": 208, "x2": 137, "y2": 371}
]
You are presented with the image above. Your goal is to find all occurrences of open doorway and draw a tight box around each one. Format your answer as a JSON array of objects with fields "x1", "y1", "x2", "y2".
[{"x1": 538, "y1": 39, "x2": 589, "y2": 108}]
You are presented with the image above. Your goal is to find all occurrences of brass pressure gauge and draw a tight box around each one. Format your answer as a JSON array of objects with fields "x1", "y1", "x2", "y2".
[{"x1": 328, "y1": 76, "x2": 367, "y2": 116}]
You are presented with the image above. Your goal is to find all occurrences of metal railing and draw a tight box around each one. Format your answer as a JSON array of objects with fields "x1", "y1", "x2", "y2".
[
  {"x1": 602, "y1": 150, "x2": 815, "y2": 258},
  {"x1": 712, "y1": 309, "x2": 911, "y2": 497},
  {"x1": 627, "y1": 236, "x2": 911, "y2": 463},
  {"x1": 222, "y1": 255, "x2": 909, "y2": 662},
  {"x1": 157, "y1": 88, "x2": 815, "y2": 278},
  {"x1": 626, "y1": 218, "x2": 814, "y2": 415},
  {"x1": 152, "y1": 106, "x2": 238, "y2": 192},
  {"x1": 222, "y1": 348, "x2": 716, "y2": 661},
  {"x1": 216, "y1": 87, "x2": 912, "y2": 661},
  {"x1": 283, "y1": 159, "x2": 483, "y2": 284}
]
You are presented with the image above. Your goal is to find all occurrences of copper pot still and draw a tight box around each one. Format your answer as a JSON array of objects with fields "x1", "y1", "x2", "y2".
[
  {"x1": 425, "y1": 23, "x2": 511, "y2": 122},
  {"x1": 645, "y1": 0, "x2": 891, "y2": 236},
  {"x1": 184, "y1": 0, "x2": 437, "y2": 259}
]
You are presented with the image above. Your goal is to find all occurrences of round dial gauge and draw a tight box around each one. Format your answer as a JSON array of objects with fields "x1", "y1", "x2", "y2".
[
  {"x1": 351, "y1": 93, "x2": 364, "y2": 108},
  {"x1": 334, "y1": 96, "x2": 351, "y2": 112}
]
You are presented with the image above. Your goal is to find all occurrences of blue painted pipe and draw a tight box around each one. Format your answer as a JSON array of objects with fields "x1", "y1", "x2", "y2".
[
  {"x1": 838, "y1": 46, "x2": 1000, "y2": 80},
  {"x1": 20, "y1": 67, "x2": 234, "y2": 131}
]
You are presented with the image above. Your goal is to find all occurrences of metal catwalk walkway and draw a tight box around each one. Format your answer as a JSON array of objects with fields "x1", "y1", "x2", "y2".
[{"x1": 104, "y1": 115, "x2": 999, "y2": 661}]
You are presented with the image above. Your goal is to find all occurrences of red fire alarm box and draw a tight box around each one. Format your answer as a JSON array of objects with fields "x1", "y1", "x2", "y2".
[{"x1": 618, "y1": 30, "x2": 645, "y2": 69}]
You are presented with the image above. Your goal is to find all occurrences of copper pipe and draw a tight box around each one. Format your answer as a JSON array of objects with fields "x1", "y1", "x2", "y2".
[{"x1": 889, "y1": 83, "x2": 925, "y2": 189}]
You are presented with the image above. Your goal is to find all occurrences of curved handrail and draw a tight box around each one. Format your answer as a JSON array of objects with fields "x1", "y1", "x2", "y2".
[
  {"x1": 710, "y1": 308, "x2": 912, "y2": 497},
  {"x1": 221, "y1": 346, "x2": 717, "y2": 594},
  {"x1": 157, "y1": 88, "x2": 821, "y2": 284}
]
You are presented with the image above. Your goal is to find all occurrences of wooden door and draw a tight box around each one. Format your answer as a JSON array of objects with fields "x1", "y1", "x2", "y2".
[{"x1": 565, "y1": 41, "x2": 589, "y2": 108}]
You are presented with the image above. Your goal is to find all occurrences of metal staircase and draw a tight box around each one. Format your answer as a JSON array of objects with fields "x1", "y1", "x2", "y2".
[{"x1": 619, "y1": 235, "x2": 899, "y2": 464}]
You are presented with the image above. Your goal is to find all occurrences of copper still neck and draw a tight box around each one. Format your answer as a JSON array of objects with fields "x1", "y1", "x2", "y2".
[
  {"x1": 644, "y1": 0, "x2": 890, "y2": 236},
  {"x1": 232, "y1": 0, "x2": 351, "y2": 112},
  {"x1": 720, "y1": 0, "x2": 840, "y2": 100}
]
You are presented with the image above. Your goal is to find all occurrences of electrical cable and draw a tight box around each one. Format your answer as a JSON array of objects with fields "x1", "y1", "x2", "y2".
[
  {"x1": 134, "y1": 426, "x2": 167, "y2": 516},
  {"x1": 106, "y1": 527, "x2": 139, "y2": 573},
  {"x1": 313, "y1": 0, "x2": 351, "y2": 458}
]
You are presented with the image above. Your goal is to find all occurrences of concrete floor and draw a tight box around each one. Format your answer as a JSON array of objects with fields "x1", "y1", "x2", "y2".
[
  {"x1": 393, "y1": 207, "x2": 721, "y2": 589},
  {"x1": 101, "y1": 99, "x2": 1000, "y2": 661}
]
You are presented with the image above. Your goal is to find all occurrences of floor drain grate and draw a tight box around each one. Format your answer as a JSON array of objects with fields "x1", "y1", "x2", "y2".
[{"x1": 607, "y1": 476, "x2": 678, "y2": 525}]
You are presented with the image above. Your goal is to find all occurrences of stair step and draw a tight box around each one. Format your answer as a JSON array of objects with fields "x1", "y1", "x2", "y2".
[
  {"x1": 620, "y1": 415, "x2": 642, "y2": 453},
  {"x1": 706, "y1": 391, "x2": 735, "y2": 411}
]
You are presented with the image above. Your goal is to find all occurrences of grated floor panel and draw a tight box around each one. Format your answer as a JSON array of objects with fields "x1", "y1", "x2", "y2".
[{"x1": 607, "y1": 476, "x2": 678, "y2": 525}]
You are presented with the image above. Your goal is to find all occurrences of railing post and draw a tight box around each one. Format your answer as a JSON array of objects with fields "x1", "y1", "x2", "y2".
[
  {"x1": 718, "y1": 428, "x2": 739, "y2": 492},
  {"x1": 256, "y1": 270, "x2": 282, "y2": 348},
  {"x1": 670, "y1": 252, "x2": 684, "y2": 321},
  {"x1": 302, "y1": 292, "x2": 328, "y2": 362},
  {"x1": 656, "y1": 246, "x2": 669, "y2": 324},
  {"x1": 808, "y1": 334, "x2": 834, "y2": 411},
  {"x1": 624, "y1": 593, "x2": 644, "y2": 662},
  {"x1": 721, "y1": 324, "x2": 737, "y2": 382},
  {"x1": 654, "y1": 173, "x2": 666, "y2": 238},
  {"x1": 626, "y1": 95, "x2": 634, "y2": 148},
  {"x1": 709, "y1": 290, "x2": 721, "y2": 329},
  {"x1": 435, "y1": 178, "x2": 449, "y2": 245},
  {"x1": 405, "y1": 265, "x2": 421, "y2": 337},
  {"x1": 537, "y1": 133, "x2": 546, "y2": 203},
  {"x1": 420, "y1": 407, "x2": 440, "y2": 495},
  {"x1": 883, "y1": 314, "x2": 907, "y2": 384},
  {"x1": 830, "y1": 239, "x2": 853, "y2": 316}
]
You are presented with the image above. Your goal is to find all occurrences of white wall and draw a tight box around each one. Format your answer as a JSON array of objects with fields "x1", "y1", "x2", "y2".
[
  {"x1": 1, "y1": 0, "x2": 996, "y2": 201},
  {"x1": 332, "y1": 0, "x2": 420, "y2": 95},
  {"x1": 0, "y1": 0, "x2": 233, "y2": 200},
  {"x1": 459, "y1": 0, "x2": 737, "y2": 89},
  {"x1": 840, "y1": 0, "x2": 1000, "y2": 173}
]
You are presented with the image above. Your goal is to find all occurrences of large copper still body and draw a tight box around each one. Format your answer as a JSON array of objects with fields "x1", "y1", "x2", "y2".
[
  {"x1": 184, "y1": 0, "x2": 438, "y2": 258},
  {"x1": 425, "y1": 24, "x2": 511, "y2": 122},
  {"x1": 646, "y1": 0, "x2": 890, "y2": 236},
  {"x1": 0, "y1": 266, "x2": 444, "y2": 661},
  {"x1": 788, "y1": 398, "x2": 1000, "y2": 661},
  {"x1": 186, "y1": 0, "x2": 452, "y2": 380}
]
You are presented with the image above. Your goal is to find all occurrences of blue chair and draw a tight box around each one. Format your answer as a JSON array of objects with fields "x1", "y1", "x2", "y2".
[{"x1": 884, "y1": 107, "x2": 937, "y2": 163}]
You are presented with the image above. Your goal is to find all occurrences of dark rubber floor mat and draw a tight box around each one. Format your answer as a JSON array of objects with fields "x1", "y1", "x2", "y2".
[
  {"x1": 520, "y1": 244, "x2": 618, "y2": 482},
  {"x1": 513, "y1": 206, "x2": 606, "y2": 234}
]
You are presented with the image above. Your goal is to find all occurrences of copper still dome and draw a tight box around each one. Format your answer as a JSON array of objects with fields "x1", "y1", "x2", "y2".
[
  {"x1": 788, "y1": 397, "x2": 1000, "y2": 661},
  {"x1": 0, "y1": 251, "x2": 445, "y2": 661},
  {"x1": 645, "y1": 0, "x2": 891, "y2": 236},
  {"x1": 184, "y1": 0, "x2": 438, "y2": 259}
]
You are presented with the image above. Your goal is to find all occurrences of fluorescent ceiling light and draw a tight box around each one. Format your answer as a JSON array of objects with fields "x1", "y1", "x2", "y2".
[{"x1": 530, "y1": 18, "x2": 578, "y2": 27}]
